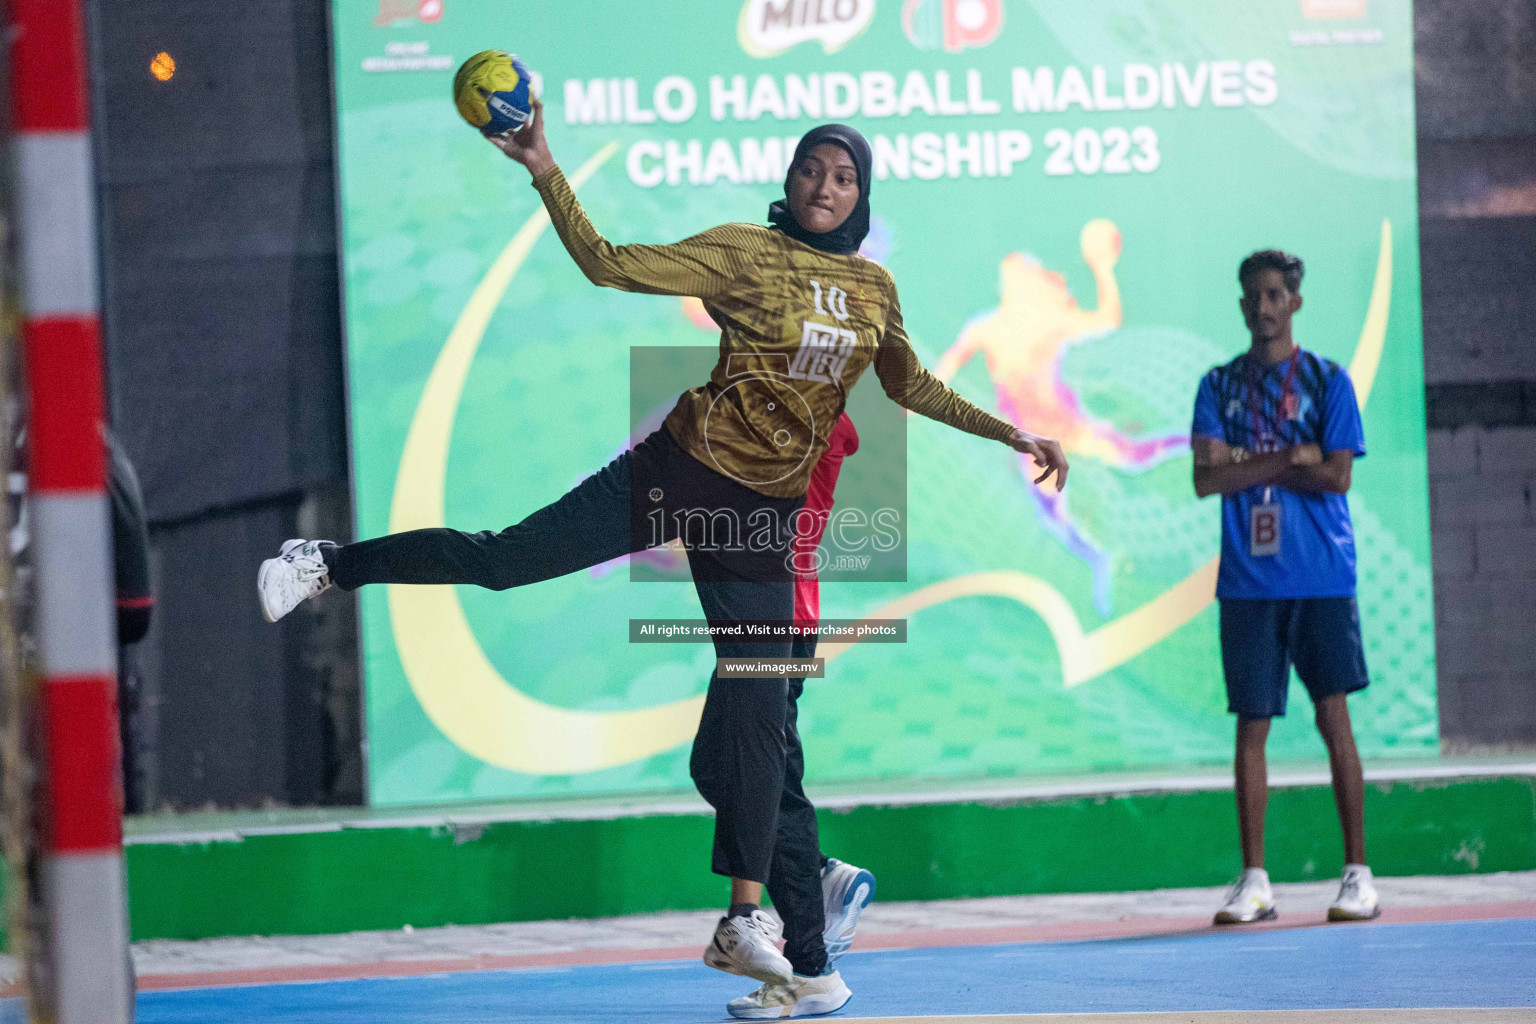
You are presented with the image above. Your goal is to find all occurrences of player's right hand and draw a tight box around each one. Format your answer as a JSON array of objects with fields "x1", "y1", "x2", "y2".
[{"x1": 488, "y1": 95, "x2": 554, "y2": 177}]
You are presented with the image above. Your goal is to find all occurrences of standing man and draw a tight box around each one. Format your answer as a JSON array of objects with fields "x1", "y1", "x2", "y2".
[{"x1": 1191, "y1": 250, "x2": 1379, "y2": 925}]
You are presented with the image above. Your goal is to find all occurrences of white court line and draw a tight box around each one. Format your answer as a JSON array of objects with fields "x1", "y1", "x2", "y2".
[{"x1": 628, "y1": 963, "x2": 693, "y2": 971}]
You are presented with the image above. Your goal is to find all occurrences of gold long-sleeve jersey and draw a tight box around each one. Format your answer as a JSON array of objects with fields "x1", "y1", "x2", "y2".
[{"x1": 534, "y1": 166, "x2": 1018, "y2": 498}]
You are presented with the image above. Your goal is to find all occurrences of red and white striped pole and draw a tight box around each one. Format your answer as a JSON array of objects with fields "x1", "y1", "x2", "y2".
[{"x1": 9, "y1": 0, "x2": 133, "y2": 1019}]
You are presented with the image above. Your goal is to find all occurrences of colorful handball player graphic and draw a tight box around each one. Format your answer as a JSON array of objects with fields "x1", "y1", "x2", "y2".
[{"x1": 935, "y1": 219, "x2": 1186, "y2": 615}]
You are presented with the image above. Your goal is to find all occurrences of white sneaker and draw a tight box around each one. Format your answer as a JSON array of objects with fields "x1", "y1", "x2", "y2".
[
  {"x1": 257, "y1": 539, "x2": 333, "y2": 623},
  {"x1": 1214, "y1": 867, "x2": 1277, "y2": 924},
  {"x1": 727, "y1": 970, "x2": 852, "y2": 1020},
  {"x1": 703, "y1": 910, "x2": 793, "y2": 986},
  {"x1": 821, "y1": 858, "x2": 876, "y2": 963},
  {"x1": 1328, "y1": 864, "x2": 1381, "y2": 921}
]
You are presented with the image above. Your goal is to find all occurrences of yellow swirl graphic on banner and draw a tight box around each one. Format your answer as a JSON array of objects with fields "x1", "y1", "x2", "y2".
[{"x1": 389, "y1": 189, "x2": 1391, "y2": 771}]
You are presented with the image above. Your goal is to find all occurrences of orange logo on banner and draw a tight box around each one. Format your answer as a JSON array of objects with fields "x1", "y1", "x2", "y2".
[
  {"x1": 374, "y1": 0, "x2": 442, "y2": 26},
  {"x1": 903, "y1": 0, "x2": 1004, "y2": 52},
  {"x1": 1302, "y1": 0, "x2": 1367, "y2": 17}
]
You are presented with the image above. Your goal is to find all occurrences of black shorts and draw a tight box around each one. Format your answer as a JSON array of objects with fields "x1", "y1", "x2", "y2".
[{"x1": 1219, "y1": 596, "x2": 1370, "y2": 719}]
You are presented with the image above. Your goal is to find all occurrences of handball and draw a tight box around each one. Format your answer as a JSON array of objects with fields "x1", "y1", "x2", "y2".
[
  {"x1": 1080, "y1": 218, "x2": 1122, "y2": 269},
  {"x1": 453, "y1": 50, "x2": 534, "y2": 137}
]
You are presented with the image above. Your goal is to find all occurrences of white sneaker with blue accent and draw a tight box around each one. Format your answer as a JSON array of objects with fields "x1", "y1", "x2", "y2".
[
  {"x1": 258, "y1": 539, "x2": 332, "y2": 623},
  {"x1": 821, "y1": 858, "x2": 876, "y2": 962},
  {"x1": 703, "y1": 910, "x2": 793, "y2": 986},
  {"x1": 1328, "y1": 864, "x2": 1381, "y2": 921},
  {"x1": 727, "y1": 970, "x2": 852, "y2": 1019}
]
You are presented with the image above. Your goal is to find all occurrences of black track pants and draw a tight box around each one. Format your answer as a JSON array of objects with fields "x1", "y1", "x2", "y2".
[
  {"x1": 325, "y1": 427, "x2": 827, "y2": 974},
  {"x1": 689, "y1": 635, "x2": 828, "y2": 977}
]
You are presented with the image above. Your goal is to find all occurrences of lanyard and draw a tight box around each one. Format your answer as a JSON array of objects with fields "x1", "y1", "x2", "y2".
[{"x1": 1246, "y1": 348, "x2": 1299, "y2": 452}]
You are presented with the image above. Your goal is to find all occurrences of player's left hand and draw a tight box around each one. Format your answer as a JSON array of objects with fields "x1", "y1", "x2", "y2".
[
  {"x1": 1010, "y1": 430, "x2": 1068, "y2": 491},
  {"x1": 1288, "y1": 443, "x2": 1323, "y2": 467}
]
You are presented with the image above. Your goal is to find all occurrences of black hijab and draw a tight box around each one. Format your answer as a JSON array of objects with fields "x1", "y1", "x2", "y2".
[{"x1": 768, "y1": 124, "x2": 872, "y2": 256}]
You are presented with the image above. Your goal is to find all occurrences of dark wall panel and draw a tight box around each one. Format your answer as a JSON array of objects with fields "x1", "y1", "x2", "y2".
[
  {"x1": 139, "y1": 503, "x2": 325, "y2": 807},
  {"x1": 87, "y1": 0, "x2": 358, "y2": 808},
  {"x1": 1416, "y1": 0, "x2": 1536, "y2": 751},
  {"x1": 1419, "y1": 216, "x2": 1536, "y2": 386},
  {"x1": 102, "y1": 251, "x2": 346, "y2": 520},
  {"x1": 1414, "y1": 0, "x2": 1536, "y2": 141},
  {"x1": 91, "y1": 0, "x2": 345, "y2": 522}
]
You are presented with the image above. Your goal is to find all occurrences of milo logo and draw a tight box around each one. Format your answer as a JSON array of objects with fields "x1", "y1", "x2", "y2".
[{"x1": 738, "y1": 0, "x2": 877, "y2": 57}]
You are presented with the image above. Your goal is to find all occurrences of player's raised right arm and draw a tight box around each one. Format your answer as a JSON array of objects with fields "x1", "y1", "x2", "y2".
[
  {"x1": 1080, "y1": 220, "x2": 1122, "y2": 330},
  {"x1": 491, "y1": 96, "x2": 751, "y2": 299}
]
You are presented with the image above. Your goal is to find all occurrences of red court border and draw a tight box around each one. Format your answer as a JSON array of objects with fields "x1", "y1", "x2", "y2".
[{"x1": 120, "y1": 901, "x2": 1536, "y2": 994}]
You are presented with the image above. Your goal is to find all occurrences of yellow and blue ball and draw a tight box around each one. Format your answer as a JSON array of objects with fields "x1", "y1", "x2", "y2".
[{"x1": 453, "y1": 50, "x2": 533, "y2": 137}]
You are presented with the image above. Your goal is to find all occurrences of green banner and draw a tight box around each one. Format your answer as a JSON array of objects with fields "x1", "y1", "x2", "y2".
[{"x1": 331, "y1": 0, "x2": 1434, "y2": 808}]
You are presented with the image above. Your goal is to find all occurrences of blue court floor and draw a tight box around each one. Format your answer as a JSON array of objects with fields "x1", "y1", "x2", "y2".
[{"x1": 134, "y1": 917, "x2": 1536, "y2": 1024}]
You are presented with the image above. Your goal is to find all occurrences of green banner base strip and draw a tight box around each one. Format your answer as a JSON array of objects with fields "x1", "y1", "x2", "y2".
[{"x1": 123, "y1": 775, "x2": 1534, "y2": 943}]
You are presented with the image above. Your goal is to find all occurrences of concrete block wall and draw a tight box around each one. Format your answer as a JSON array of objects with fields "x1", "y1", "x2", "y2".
[
  {"x1": 1427, "y1": 428, "x2": 1536, "y2": 748},
  {"x1": 1416, "y1": 0, "x2": 1536, "y2": 752}
]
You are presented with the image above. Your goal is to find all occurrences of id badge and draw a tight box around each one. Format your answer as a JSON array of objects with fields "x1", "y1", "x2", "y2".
[{"x1": 1250, "y1": 499, "x2": 1281, "y2": 557}]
